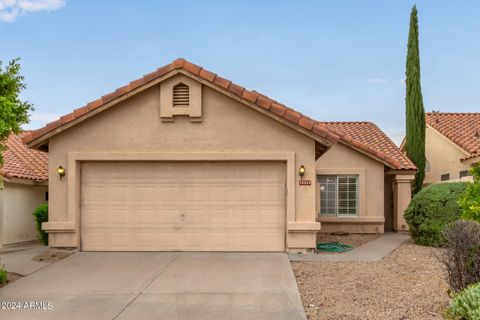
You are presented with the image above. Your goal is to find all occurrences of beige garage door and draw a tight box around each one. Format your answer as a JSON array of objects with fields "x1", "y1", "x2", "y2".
[{"x1": 81, "y1": 162, "x2": 286, "y2": 251}]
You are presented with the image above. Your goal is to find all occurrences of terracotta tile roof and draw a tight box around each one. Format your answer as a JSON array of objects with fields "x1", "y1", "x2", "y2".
[
  {"x1": 321, "y1": 122, "x2": 417, "y2": 170},
  {"x1": 22, "y1": 58, "x2": 414, "y2": 171},
  {"x1": 426, "y1": 112, "x2": 480, "y2": 159},
  {"x1": 1, "y1": 133, "x2": 48, "y2": 181}
]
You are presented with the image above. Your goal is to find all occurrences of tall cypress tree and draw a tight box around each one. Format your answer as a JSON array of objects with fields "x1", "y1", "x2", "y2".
[{"x1": 405, "y1": 5, "x2": 426, "y2": 194}]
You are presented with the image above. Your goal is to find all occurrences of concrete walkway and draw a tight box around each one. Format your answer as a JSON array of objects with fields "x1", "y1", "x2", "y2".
[
  {"x1": 0, "y1": 241, "x2": 43, "y2": 253},
  {"x1": 0, "y1": 252, "x2": 306, "y2": 320},
  {"x1": 289, "y1": 232, "x2": 410, "y2": 262},
  {"x1": 0, "y1": 245, "x2": 51, "y2": 276}
]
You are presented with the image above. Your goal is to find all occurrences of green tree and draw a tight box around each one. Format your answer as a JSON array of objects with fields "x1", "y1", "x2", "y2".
[
  {"x1": 405, "y1": 5, "x2": 426, "y2": 194},
  {"x1": 459, "y1": 164, "x2": 480, "y2": 222},
  {"x1": 0, "y1": 58, "x2": 33, "y2": 164}
]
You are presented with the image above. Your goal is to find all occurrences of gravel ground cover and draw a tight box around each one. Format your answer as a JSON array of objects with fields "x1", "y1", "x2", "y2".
[{"x1": 292, "y1": 241, "x2": 450, "y2": 319}]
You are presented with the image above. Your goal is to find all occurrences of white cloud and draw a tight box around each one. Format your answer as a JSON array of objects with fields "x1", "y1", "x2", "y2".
[
  {"x1": 0, "y1": 0, "x2": 65, "y2": 23},
  {"x1": 22, "y1": 111, "x2": 60, "y2": 130},
  {"x1": 29, "y1": 111, "x2": 60, "y2": 122},
  {"x1": 368, "y1": 78, "x2": 388, "y2": 84}
]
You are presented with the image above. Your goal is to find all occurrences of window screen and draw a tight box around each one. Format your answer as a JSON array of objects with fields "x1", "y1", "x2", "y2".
[
  {"x1": 460, "y1": 170, "x2": 471, "y2": 179},
  {"x1": 319, "y1": 175, "x2": 358, "y2": 216},
  {"x1": 319, "y1": 176, "x2": 337, "y2": 215},
  {"x1": 441, "y1": 173, "x2": 450, "y2": 181}
]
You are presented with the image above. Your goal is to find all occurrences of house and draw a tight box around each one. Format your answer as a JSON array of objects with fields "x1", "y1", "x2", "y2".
[
  {"x1": 424, "y1": 112, "x2": 480, "y2": 184},
  {"x1": 0, "y1": 133, "x2": 48, "y2": 248},
  {"x1": 23, "y1": 59, "x2": 416, "y2": 252}
]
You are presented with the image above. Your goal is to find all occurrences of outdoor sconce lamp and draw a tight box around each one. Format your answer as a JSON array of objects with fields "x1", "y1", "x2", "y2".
[
  {"x1": 57, "y1": 166, "x2": 66, "y2": 180},
  {"x1": 299, "y1": 165, "x2": 305, "y2": 179}
]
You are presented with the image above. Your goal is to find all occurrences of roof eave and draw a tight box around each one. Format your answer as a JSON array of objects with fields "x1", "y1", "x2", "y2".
[
  {"x1": 461, "y1": 154, "x2": 480, "y2": 165},
  {"x1": 1, "y1": 175, "x2": 48, "y2": 186},
  {"x1": 27, "y1": 68, "x2": 184, "y2": 149},
  {"x1": 26, "y1": 68, "x2": 336, "y2": 151}
]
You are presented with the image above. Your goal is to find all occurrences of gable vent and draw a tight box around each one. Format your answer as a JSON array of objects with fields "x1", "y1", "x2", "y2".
[{"x1": 173, "y1": 83, "x2": 189, "y2": 107}]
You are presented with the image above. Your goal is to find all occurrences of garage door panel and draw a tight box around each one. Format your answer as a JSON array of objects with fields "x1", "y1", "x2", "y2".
[
  {"x1": 131, "y1": 186, "x2": 156, "y2": 202},
  {"x1": 184, "y1": 186, "x2": 208, "y2": 202},
  {"x1": 81, "y1": 162, "x2": 285, "y2": 251},
  {"x1": 259, "y1": 186, "x2": 284, "y2": 201}
]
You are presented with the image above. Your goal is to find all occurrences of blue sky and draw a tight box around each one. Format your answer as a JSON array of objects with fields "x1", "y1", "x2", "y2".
[{"x1": 1, "y1": 0, "x2": 479, "y2": 144}]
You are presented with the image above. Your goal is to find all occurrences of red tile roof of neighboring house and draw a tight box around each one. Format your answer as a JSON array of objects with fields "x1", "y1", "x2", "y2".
[
  {"x1": 22, "y1": 58, "x2": 416, "y2": 171},
  {"x1": 426, "y1": 112, "x2": 480, "y2": 160},
  {"x1": 321, "y1": 122, "x2": 416, "y2": 170},
  {"x1": 1, "y1": 133, "x2": 48, "y2": 181}
]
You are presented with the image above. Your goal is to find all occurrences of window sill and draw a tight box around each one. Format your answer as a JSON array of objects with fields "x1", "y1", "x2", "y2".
[{"x1": 318, "y1": 216, "x2": 385, "y2": 224}]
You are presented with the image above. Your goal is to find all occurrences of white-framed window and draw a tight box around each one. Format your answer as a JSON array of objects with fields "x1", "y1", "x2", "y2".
[{"x1": 318, "y1": 175, "x2": 358, "y2": 216}]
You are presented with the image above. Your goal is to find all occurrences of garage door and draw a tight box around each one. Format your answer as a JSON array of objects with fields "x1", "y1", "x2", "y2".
[{"x1": 80, "y1": 162, "x2": 286, "y2": 251}]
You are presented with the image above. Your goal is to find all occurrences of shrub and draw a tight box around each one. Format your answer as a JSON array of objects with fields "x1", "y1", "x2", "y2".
[
  {"x1": 440, "y1": 220, "x2": 480, "y2": 292},
  {"x1": 460, "y1": 164, "x2": 480, "y2": 222},
  {"x1": 404, "y1": 182, "x2": 467, "y2": 247},
  {"x1": 32, "y1": 203, "x2": 48, "y2": 245},
  {"x1": 444, "y1": 282, "x2": 480, "y2": 320},
  {"x1": 0, "y1": 264, "x2": 7, "y2": 285}
]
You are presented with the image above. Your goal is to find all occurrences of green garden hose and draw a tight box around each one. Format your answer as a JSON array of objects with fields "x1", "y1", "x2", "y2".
[{"x1": 316, "y1": 242, "x2": 353, "y2": 252}]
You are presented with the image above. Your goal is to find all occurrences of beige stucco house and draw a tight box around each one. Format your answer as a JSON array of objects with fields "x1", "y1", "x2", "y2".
[
  {"x1": 23, "y1": 59, "x2": 416, "y2": 252},
  {"x1": 423, "y1": 112, "x2": 480, "y2": 184},
  {"x1": 0, "y1": 133, "x2": 48, "y2": 248}
]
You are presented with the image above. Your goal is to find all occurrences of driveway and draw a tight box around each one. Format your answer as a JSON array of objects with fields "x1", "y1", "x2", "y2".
[{"x1": 0, "y1": 252, "x2": 306, "y2": 320}]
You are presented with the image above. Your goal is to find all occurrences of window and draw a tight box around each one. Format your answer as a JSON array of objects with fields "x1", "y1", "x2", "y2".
[
  {"x1": 318, "y1": 175, "x2": 358, "y2": 216},
  {"x1": 441, "y1": 173, "x2": 450, "y2": 181},
  {"x1": 425, "y1": 160, "x2": 431, "y2": 173},
  {"x1": 460, "y1": 170, "x2": 471, "y2": 179}
]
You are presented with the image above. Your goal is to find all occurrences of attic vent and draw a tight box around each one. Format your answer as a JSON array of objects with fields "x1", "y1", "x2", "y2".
[{"x1": 173, "y1": 83, "x2": 189, "y2": 107}]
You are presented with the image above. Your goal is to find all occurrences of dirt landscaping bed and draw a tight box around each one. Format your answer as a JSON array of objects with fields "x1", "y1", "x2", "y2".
[
  {"x1": 32, "y1": 248, "x2": 75, "y2": 263},
  {"x1": 292, "y1": 241, "x2": 450, "y2": 319},
  {"x1": 316, "y1": 233, "x2": 381, "y2": 250}
]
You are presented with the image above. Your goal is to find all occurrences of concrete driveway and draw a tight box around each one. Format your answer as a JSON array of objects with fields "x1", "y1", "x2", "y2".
[{"x1": 0, "y1": 252, "x2": 306, "y2": 320}]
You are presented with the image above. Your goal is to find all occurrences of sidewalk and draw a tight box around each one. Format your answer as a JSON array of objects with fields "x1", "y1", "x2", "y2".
[
  {"x1": 0, "y1": 241, "x2": 43, "y2": 254},
  {"x1": 0, "y1": 244, "x2": 50, "y2": 276},
  {"x1": 289, "y1": 232, "x2": 410, "y2": 262}
]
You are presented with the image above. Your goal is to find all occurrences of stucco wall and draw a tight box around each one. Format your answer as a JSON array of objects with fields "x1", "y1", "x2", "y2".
[
  {"x1": 315, "y1": 143, "x2": 386, "y2": 233},
  {"x1": 1, "y1": 181, "x2": 47, "y2": 246},
  {"x1": 424, "y1": 126, "x2": 471, "y2": 184},
  {"x1": 47, "y1": 77, "x2": 319, "y2": 249}
]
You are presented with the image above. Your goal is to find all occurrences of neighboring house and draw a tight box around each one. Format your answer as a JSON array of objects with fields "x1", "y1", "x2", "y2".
[
  {"x1": 23, "y1": 59, "x2": 416, "y2": 252},
  {"x1": 0, "y1": 133, "x2": 48, "y2": 248},
  {"x1": 423, "y1": 112, "x2": 480, "y2": 184}
]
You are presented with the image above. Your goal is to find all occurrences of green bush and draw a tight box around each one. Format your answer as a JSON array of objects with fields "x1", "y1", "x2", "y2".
[
  {"x1": 32, "y1": 203, "x2": 48, "y2": 246},
  {"x1": 0, "y1": 264, "x2": 7, "y2": 285},
  {"x1": 404, "y1": 182, "x2": 467, "y2": 247},
  {"x1": 444, "y1": 282, "x2": 480, "y2": 320},
  {"x1": 460, "y1": 164, "x2": 480, "y2": 222}
]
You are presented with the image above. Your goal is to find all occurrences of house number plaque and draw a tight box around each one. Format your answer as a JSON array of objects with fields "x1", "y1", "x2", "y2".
[{"x1": 298, "y1": 180, "x2": 312, "y2": 186}]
